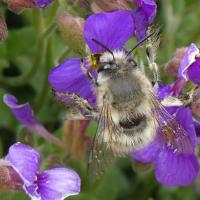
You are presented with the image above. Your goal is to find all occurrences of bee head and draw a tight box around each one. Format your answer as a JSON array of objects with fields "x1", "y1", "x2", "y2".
[{"x1": 96, "y1": 50, "x2": 137, "y2": 74}]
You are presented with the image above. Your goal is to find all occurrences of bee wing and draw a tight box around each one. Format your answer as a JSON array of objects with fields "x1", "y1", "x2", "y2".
[
  {"x1": 150, "y1": 94, "x2": 193, "y2": 154},
  {"x1": 87, "y1": 101, "x2": 124, "y2": 181}
]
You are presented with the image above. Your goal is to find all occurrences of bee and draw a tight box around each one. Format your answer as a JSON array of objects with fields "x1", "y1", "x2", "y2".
[{"x1": 54, "y1": 30, "x2": 193, "y2": 180}]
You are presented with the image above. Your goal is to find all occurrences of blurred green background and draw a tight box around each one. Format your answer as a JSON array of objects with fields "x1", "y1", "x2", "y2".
[{"x1": 1, "y1": 0, "x2": 200, "y2": 199}]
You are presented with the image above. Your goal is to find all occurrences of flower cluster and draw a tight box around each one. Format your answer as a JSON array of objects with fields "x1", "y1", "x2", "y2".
[
  {"x1": 0, "y1": 143, "x2": 80, "y2": 200},
  {"x1": 48, "y1": 0, "x2": 200, "y2": 187}
]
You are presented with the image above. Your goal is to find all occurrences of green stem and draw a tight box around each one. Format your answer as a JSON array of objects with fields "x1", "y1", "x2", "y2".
[
  {"x1": 34, "y1": 37, "x2": 53, "y2": 113},
  {"x1": 58, "y1": 0, "x2": 68, "y2": 10},
  {"x1": 162, "y1": 0, "x2": 182, "y2": 58},
  {"x1": 32, "y1": 9, "x2": 44, "y2": 33},
  {"x1": 0, "y1": 10, "x2": 44, "y2": 86},
  {"x1": 1, "y1": 37, "x2": 46, "y2": 87},
  {"x1": 0, "y1": 11, "x2": 56, "y2": 87}
]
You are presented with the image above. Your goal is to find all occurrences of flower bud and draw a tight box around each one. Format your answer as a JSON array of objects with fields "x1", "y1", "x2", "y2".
[
  {"x1": 0, "y1": 14, "x2": 8, "y2": 42},
  {"x1": 3, "y1": 0, "x2": 35, "y2": 14},
  {"x1": 165, "y1": 47, "x2": 188, "y2": 77},
  {"x1": 192, "y1": 87, "x2": 200, "y2": 117},
  {"x1": 58, "y1": 11, "x2": 85, "y2": 55},
  {"x1": 91, "y1": 0, "x2": 132, "y2": 13},
  {"x1": 63, "y1": 120, "x2": 91, "y2": 160},
  {"x1": 0, "y1": 160, "x2": 23, "y2": 192}
]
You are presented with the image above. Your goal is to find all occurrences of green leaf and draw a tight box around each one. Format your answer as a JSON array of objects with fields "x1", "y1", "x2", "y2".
[
  {"x1": 0, "y1": 192, "x2": 28, "y2": 200},
  {"x1": 4, "y1": 27, "x2": 36, "y2": 61}
]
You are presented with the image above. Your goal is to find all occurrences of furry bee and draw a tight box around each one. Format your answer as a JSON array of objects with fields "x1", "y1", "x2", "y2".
[{"x1": 55, "y1": 31, "x2": 193, "y2": 180}]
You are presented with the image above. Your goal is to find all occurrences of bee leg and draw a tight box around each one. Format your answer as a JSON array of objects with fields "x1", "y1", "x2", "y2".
[
  {"x1": 53, "y1": 90, "x2": 98, "y2": 119},
  {"x1": 80, "y1": 58, "x2": 97, "y2": 86},
  {"x1": 146, "y1": 27, "x2": 160, "y2": 86},
  {"x1": 146, "y1": 44, "x2": 160, "y2": 87}
]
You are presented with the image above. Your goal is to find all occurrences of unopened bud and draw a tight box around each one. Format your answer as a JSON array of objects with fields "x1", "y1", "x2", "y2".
[
  {"x1": 58, "y1": 11, "x2": 85, "y2": 55},
  {"x1": 63, "y1": 120, "x2": 91, "y2": 160},
  {"x1": 91, "y1": 0, "x2": 132, "y2": 13},
  {"x1": 0, "y1": 14, "x2": 8, "y2": 42},
  {"x1": 192, "y1": 87, "x2": 200, "y2": 117},
  {"x1": 0, "y1": 160, "x2": 23, "y2": 192},
  {"x1": 165, "y1": 47, "x2": 188, "y2": 77},
  {"x1": 3, "y1": 0, "x2": 35, "y2": 14}
]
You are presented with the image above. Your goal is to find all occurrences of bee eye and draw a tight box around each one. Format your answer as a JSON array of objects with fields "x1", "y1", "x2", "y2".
[
  {"x1": 104, "y1": 64, "x2": 111, "y2": 70},
  {"x1": 129, "y1": 59, "x2": 137, "y2": 67},
  {"x1": 97, "y1": 63, "x2": 111, "y2": 73}
]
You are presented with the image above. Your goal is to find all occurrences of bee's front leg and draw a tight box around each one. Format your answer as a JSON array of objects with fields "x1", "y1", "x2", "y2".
[
  {"x1": 146, "y1": 27, "x2": 160, "y2": 86},
  {"x1": 80, "y1": 58, "x2": 98, "y2": 86},
  {"x1": 146, "y1": 46, "x2": 159, "y2": 86},
  {"x1": 53, "y1": 90, "x2": 98, "y2": 120}
]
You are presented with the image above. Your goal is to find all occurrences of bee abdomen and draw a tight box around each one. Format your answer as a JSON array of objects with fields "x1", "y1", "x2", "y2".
[{"x1": 119, "y1": 115, "x2": 147, "y2": 134}]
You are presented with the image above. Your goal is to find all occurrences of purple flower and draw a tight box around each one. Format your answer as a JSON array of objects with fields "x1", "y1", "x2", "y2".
[
  {"x1": 91, "y1": 0, "x2": 157, "y2": 41},
  {"x1": 133, "y1": 0, "x2": 157, "y2": 40},
  {"x1": 3, "y1": 94, "x2": 64, "y2": 148},
  {"x1": 35, "y1": 0, "x2": 53, "y2": 8},
  {"x1": 4, "y1": 142, "x2": 80, "y2": 199},
  {"x1": 131, "y1": 107, "x2": 199, "y2": 186},
  {"x1": 176, "y1": 43, "x2": 200, "y2": 89},
  {"x1": 158, "y1": 44, "x2": 200, "y2": 99},
  {"x1": 187, "y1": 57, "x2": 200, "y2": 85},
  {"x1": 174, "y1": 44, "x2": 200, "y2": 94},
  {"x1": 193, "y1": 119, "x2": 200, "y2": 143},
  {"x1": 48, "y1": 10, "x2": 134, "y2": 106},
  {"x1": 156, "y1": 79, "x2": 187, "y2": 100},
  {"x1": 133, "y1": 71, "x2": 200, "y2": 185},
  {"x1": 178, "y1": 43, "x2": 199, "y2": 81}
]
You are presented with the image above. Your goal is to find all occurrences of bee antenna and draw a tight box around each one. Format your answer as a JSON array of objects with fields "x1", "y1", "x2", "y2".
[
  {"x1": 91, "y1": 38, "x2": 115, "y2": 61},
  {"x1": 126, "y1": 32, "x2": 156, "y2": 57}
]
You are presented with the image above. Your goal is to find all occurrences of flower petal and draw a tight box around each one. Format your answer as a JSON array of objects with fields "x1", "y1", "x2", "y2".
[
  {"x1": 193, "y1": 119, "x2": 200, "y2": 143},
  {"x1": 4, "y1": 94, "x2": 64, "y2": 148},
  {"x1": 134, "y1": 0, "x2": 157, "y2": 23},
  {"x1": 170, "y1": 78, "x2": 187, "y2": 96},
  {"x1": 178, "y1": 43, "x2": 199, "y2": 80},
  {"x1": 132, "y1": 8, "x2": 148, "y2": 41},
  {"x1": 156, "y1": 79, "x2": 186, "y2": 100},
  {"x1": 48, "y1": 58, "x2": 96, "y2": 106},
  {"x1": 3, "y1": 94, "x2": 38, "y2": 127},
  {"x1": 133, "y1": 0, "x2": 157, "y2": 40},
  {"x1": 130, "y1": 133, "x2": 162, "y2": 163},
  {"x1": 161, "y1": 106, "x2": 195, "y2": 154},
  {"x1": 35, "y1": 0, "x2": 53, "y2": 8},
  {"x1": 84, "y1": 10, "x2": 134, "y2": 53},
  {"x1": 156, "y1": 83, "x2": 172, "y2": 100},
  {"x1": 155, "y1": 148, "x2": 199, "y2": 186},
  {"x1": 6, "y1": 143, "x2": 40, "y2": 185},
  {"x1": 36, "y1": 168, "x2": 80, "y2": 200},
  {"x1": 175, "y1": 107, "x2": 196, "y2": 145},
  {"x1": 187, "y1": 57, "x2": 200, "y2": 84}
]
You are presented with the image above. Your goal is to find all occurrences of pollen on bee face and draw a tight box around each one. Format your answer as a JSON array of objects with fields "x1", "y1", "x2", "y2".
[{"x1": 88, "y1": 54, "x2": 101, "y2": 70}]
